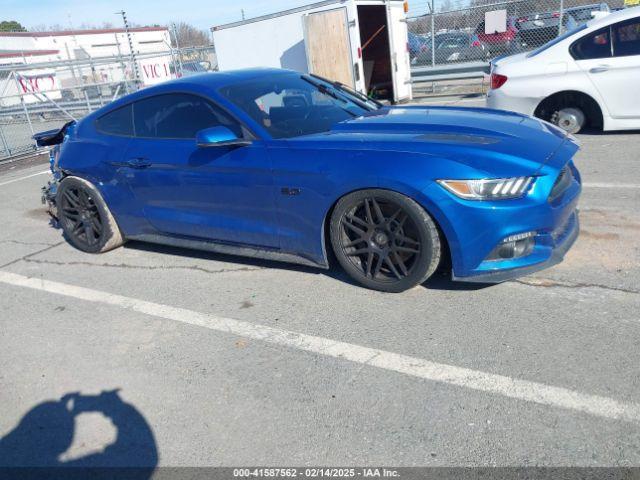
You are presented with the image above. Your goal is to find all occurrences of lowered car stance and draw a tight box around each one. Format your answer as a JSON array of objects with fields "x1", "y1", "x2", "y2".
[{"x1": 39, "y1": 69, "x2": 581, "y2": 293}]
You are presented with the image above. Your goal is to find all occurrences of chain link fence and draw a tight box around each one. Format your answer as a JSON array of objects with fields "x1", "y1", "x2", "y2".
[
  {"x1": 406, "y1": 0, "x2": 625, "y2": 70},
  {"x1": 0, "y1": 46, "x2": 216, "y2": 162}
]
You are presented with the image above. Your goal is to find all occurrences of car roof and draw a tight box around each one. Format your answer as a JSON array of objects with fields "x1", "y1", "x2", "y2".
[
  {"x1": 85, "y1": 68, "x2": 297, "y2": 119},
  {"x1": 587, "y1": 5, "x2": 640, "y2": 28},
  {"x1": 168, "y1": 67, "x2": 294, "y2": 89}
]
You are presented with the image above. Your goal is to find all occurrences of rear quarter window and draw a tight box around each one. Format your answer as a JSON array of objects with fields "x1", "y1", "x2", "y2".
[
  {"x1": 95, "y1": 104, "x2": 134, "y2": 136},
  {"x1": 570, "y1": 26, "x2": 612, "y2": 60}
]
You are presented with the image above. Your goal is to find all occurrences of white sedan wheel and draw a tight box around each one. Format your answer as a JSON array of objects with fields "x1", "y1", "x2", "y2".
[{"x1": 553, "y1": 107, "x2": 586, "y2": 134}]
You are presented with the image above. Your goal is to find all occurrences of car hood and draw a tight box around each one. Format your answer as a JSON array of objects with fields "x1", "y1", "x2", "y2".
[{"x1": 296, "y1": 106, "x2": 575, "y2": 177}]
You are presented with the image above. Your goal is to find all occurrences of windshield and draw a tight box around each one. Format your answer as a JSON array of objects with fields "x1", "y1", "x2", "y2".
[
  {"x1": 218, "y1": 74, "x2": 371, "y2": 139},
  {"x1": 527, "y1": 23, "x2": 588, "y2": 57},
  {"x1": 309, "y1": 73, "x2": 384, "y2": 110}
]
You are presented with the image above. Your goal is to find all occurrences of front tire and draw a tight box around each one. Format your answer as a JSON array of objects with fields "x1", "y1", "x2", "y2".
[
  {"x1": 330, "y1": 189, "x2": 441, "y2": 293},
  {"x1": 57, "y1": 176, "x2": 124, "y2": 253}
]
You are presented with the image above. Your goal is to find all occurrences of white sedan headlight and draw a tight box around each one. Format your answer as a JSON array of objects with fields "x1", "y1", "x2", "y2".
[{"x1": 437, "y1": 177, "x2": 534, "y2": 200}]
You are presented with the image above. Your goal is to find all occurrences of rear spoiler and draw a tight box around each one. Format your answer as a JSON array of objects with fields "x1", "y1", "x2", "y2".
[{"x1": 33, "y1": 120, "x2": 75, "y2": 147}]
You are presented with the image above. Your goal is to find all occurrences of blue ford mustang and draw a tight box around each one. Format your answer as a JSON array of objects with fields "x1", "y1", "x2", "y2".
[{"x1": 39, "y1": 68, "x2": 581, "y2": 292}]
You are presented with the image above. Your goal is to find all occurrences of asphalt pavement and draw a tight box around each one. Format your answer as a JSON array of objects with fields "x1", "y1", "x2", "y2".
[{"x1": 0, "y1": 102, "x2": 639, "y2": 468}]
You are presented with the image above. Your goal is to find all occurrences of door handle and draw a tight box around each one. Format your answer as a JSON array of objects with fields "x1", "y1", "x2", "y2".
[
  {"x1": 589, "y1": 65, "x2": 610, "y2": 73},
  {"x1": 124, "y1": 157, "x2": 152, "y2": 169}
]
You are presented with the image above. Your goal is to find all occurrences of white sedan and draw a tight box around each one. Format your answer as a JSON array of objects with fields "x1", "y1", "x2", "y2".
[{"x1": 487, "y1": 6, "x2": 640, "y2": 133}]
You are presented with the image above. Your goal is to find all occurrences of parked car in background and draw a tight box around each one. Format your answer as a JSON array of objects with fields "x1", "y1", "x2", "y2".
[
  {"x1": 170, "y1": 61, "x2": 212, "y2": 78},
  {"x1": 61, "y1": 84, "x2": 103, "y2": 102},
  {"x1": 517, "y1": 3, "x2": 610, "y2": 48},
  {"x1": 39, "y1": 68, "x2": 581, "y2": 292},
  {"x1": 412, "y1": 31, "x2": 486, "y2": 64},
  {"x1": 487, "y1": 7, "x2": 640, "y2": 133},
  {"x1": 408, "y1": 32, "x2": 430, "y2": 62},
  {"x1": 475, "y1": 16, "x2": 521, "y2": 57}
]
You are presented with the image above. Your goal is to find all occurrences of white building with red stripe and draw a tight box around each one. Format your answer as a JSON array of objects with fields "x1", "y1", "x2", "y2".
[{"x1": 0, "y1": 27, "x2": 173, "y2": 105}]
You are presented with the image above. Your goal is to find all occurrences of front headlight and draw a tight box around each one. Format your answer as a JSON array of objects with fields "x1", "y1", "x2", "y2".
[{"x1": 437, "y1": 177, "x2": 534, "y2": 200}]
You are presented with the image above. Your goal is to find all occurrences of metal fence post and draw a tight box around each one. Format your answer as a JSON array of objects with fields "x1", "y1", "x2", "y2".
[
  {"x1": 13, "y1": 73, "x2": 34, "y2": 137},
  {"x1": 83, "y1": 89, "x2": 92, "y2": 113},
  {"x1": 559, "y1": 0, "x2": 565, "y2": 36},
  {"x1": 0, "y1": 122, "x2": 11, "y2": 158},
  {"x1": 172, "y1": 24, "x2": 184, "y2": 77},
  {"x1": 430, "y1": 0, "x2": 436, "y2": 67}
]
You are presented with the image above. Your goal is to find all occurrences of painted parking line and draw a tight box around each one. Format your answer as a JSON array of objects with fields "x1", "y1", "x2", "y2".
[
  {"x1": 0, "y1": 170, "x2": 49, "y2": 187},
  {"x1": 582, "y1": 182, "x2": 640, "y2": 190},
  {"x1": 1, "y1": 270, "x2": 639, "y2": 423}
]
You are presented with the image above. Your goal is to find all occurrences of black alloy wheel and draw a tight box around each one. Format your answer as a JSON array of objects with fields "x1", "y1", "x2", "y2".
[
  {"x1": 57, "y1": 176, "x2": 124, "y2": 253},
  {"x1": 330, "y1": 189, "x2": 441, "y2": 293},
  {"x1": 59, "y1": 185, "x2": 103, "y2": 249}
]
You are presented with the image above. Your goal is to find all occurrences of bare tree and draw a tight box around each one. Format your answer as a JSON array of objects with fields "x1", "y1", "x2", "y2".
[
  {"x1": 439, "y1": 0, "x2": 453, "y2": 13},
  {"x1": 170, "y1": 22, "x2": 210, "y2": 48},
  {"x1": 78, "y1": 22, "x2": 116, "y2": 30},
  {"x1": 29, "y1": 21, "x2": 120, "y2": 33}
]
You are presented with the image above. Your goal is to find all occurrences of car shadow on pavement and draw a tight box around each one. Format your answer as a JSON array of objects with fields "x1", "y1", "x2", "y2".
[
  {"x1": 422, "y1": 271, "x2": 495, "y2": 291},
  {"x1": 0, "y1": 389, "x2": 157, "y2": 479},
  {"x1": 124, "y1": 241, "x2": 495, "y2": 292},
  {"x1": 577, "y1": 127, "x2": 640, "y2": 136}
]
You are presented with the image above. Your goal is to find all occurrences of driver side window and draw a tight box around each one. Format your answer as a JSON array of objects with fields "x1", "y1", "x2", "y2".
[
  {"x1": 612, "y1": 18, "x2": 640, "y2": 57},
  {"x1": 254, "y1": 89, "x2": 317, "y2": 135},
  {"x1": 132, "y1": 93, "x2": 241, "y2": 139}
]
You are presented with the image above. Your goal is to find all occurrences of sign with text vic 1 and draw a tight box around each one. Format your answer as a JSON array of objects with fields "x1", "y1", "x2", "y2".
[{"x1": 139, "y1": 58, "x2": 172, "y2": 86}]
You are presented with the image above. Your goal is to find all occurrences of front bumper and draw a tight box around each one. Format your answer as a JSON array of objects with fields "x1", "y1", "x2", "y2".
[
  {"x1": 452, "y1": 209, "x2": 579, "y2": 283},
  {"x1": 424, "y1": 149, "x2": 582, "y2": 283}
]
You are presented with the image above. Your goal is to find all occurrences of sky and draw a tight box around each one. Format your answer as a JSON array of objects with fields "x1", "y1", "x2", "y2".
[{"x1": 2, "y1": 0, "x2": 316, "y2": 32}]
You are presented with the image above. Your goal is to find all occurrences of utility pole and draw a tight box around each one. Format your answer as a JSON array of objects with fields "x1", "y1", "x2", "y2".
[
  {"x1": 114, "y1": 32, "x2": 130, "y2": 94},
  {"x1": 115, "y1": 10, "x2": 141, "y2": 89}
]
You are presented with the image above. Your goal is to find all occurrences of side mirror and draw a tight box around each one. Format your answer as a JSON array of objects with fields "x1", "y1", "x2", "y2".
[{"x1": 196, "y1": 126, "x2": 251, "y2": 148}]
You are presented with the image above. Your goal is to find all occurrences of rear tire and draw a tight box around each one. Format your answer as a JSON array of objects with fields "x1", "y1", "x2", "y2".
[
  {"x1": 330, "y1": 189, "x2": 441, "y2": 293},
  {"x1": 57, "y1": 176, "x2": 124, "y2": 253},
  {"x1": 535, "y1": 92, "x2": 603, "y2": 134},
  {"x1": 552, "y1": 107, "x2": 586, "y2": 134}
]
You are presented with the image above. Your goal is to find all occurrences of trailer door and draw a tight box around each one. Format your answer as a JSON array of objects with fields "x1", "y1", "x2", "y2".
[
  {"x1": 303, "y1": 7, "x2": 355, "y2": 87},
  {"x1": 386, "y1": 2, "x2": 412, "y2": 102}
]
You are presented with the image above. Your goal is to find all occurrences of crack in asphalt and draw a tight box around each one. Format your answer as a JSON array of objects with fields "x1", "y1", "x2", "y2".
[
  {"x1": 0, "y1": 240, "x2": 636, "y2": 294},
  {"x1": 0, "y1": 239, "x2": 59, "y2": 247},
  {"x1": 20, "y1": 257, "x2": 266, "y2": 276},
  {"x1": 0, "y1": 241, "x2": 66, "y2": 270},
  {"x1": 512, "y1": 278, "x2": 640, "y2": 295}
]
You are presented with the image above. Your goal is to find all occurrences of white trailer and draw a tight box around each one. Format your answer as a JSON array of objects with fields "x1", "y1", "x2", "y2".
[{"x1": 211, "y1": 0, "x2": 412, "y2": 103}]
